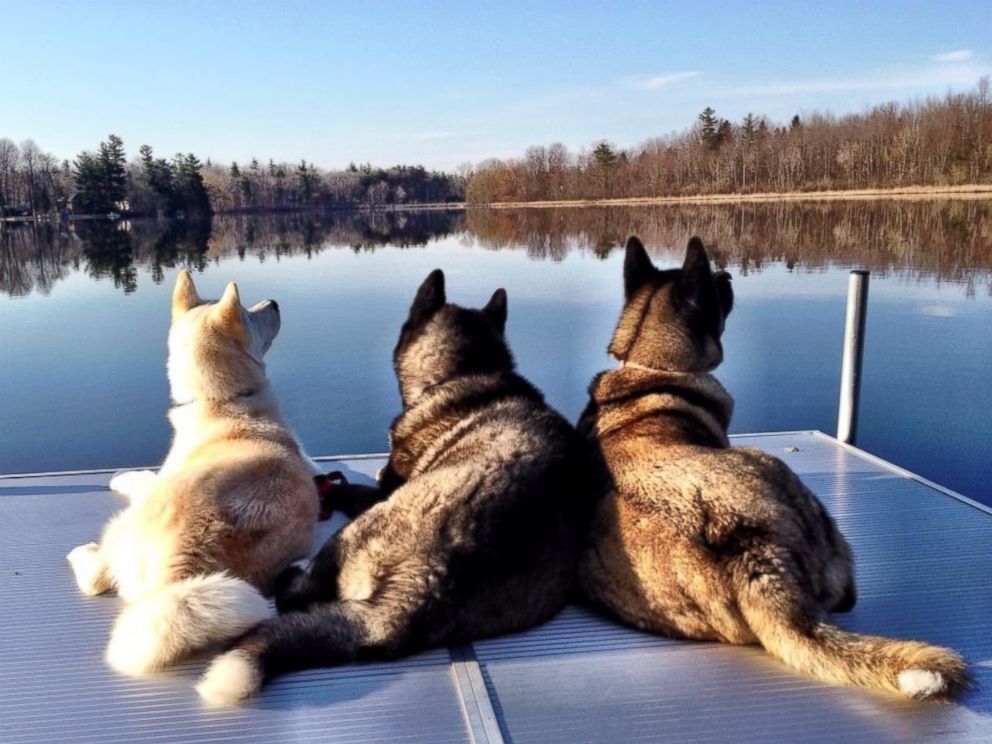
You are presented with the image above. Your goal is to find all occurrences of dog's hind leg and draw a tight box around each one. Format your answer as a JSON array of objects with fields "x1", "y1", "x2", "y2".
[
  {"x1": 67, "y1": 542, "x2": 114, "y2": 596},
  {"x1": 108, "y1": 469, "x2": 158, "y2": 505}
]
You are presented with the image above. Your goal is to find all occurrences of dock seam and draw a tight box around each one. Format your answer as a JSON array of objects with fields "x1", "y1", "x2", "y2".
[{"x1": 449, "y1": 643, "x2": 506, "y2": 744}]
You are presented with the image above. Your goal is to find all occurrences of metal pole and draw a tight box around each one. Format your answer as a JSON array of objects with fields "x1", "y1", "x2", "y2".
[{"x1": 837, "y1": 270, "x2": 870, "y2": 444}]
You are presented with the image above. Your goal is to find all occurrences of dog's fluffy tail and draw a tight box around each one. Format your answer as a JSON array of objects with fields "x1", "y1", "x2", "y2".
[
  {"x1": 738, "y1": 579, "x2": 969, "y2": 700},
  {"x1": 196, "y1": 603, "x2": 373, "y2": 705},
  {"x1": 106, "y1": 572, "x2": 271, "y2": 676}
]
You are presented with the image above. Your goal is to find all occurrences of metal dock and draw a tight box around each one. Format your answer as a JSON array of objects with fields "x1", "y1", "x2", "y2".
[{"x1": 1, "y1": 431, "x2": 990, "y2": 743}]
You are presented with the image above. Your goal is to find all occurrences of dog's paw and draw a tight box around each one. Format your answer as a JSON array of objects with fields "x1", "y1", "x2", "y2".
[
  {"x1": 109, "y1": 470, "x2": 157, "y2": 500},
  {"x1": 66, "y1": 542, "x2": 108, "y2": 596}
]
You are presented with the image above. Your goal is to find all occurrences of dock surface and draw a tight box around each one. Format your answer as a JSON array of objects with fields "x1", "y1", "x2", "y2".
[{"x1": 1, "y1": 431, "x2": 990, "y2": 743}]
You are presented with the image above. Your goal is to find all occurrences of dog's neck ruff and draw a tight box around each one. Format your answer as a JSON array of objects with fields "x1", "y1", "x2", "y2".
[
  {"x1": 617, "y1": 359, "x2": 697, "y2": 376},
  {"x1": 619, "y1": 359, "x2": 667, "y2": 375},
  {"x1": 593, "y1": 362, "x2": 734, "y2": 445},
  {"x1": 171, "y1": 385, "x2": 266, "y2": 409}
]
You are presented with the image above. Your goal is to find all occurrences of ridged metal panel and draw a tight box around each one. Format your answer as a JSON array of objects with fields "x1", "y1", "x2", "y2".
[
  {"x1": 2, "y1": 434, "x2": 990, "y2": 743},
  {"x1": 473, "y1": 432, "x2": 992, "y2": 743},
  {"x1": 0, "y1": 461, "x2": 471, "y2": 744}
]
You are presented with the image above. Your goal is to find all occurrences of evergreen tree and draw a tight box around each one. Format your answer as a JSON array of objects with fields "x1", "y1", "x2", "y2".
[
  {"x1": 139, "y1": 144, "x2": 180, "y2": 216},
  {"x1": 592, "y1": 141, "x2": 617, "y2": 197},
  {"x1": 98, "y1": 134, "x2": 128, "y2": 209},
  {"x1": 742, "y1": 113, "x2": 758, "y2": 144},
  {"x1": 173, "y1": 153, "x2": 211, "y2": 215},
  {"x1": 716, "y1": 119, "x2": 732, "y2": 145},
  {"x1": 72, "y1": 151, "x2": 105, "y2": 213},
  {"x1": 592, "y1": 141, "x2": 617, "y2": 168},
  {"x1": 698, "y1": 108, "x2": 732, "y2": 151},
  {"x1": 296, "y1": 159, "x2": 319, "y2": 204},
  {"x1": 699, "y1": 107, "x2": 719, "y2": 149}
]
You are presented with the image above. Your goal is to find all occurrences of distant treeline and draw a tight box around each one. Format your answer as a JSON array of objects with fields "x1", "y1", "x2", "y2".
[
  {"x1": 0, "y1": 136, "x2": 465, "y2": 219},
  {"x1": 465, "y1": 78, "x2": 992, "y2": 203},
  {"x1": 3, "y1": 78, "x2": 991, "y2": 218}
]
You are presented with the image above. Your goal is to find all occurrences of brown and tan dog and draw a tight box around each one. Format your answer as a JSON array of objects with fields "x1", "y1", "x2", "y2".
[
  {"x1": 66, "y1": 271, "x2": 319, "y2": 677},
  {"x1": 578, "y1": 236, "x2": 969, "y2": 701}
]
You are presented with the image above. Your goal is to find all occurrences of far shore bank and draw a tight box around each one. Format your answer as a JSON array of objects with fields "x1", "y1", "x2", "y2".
[
  {"x1": 0, "y1": 202, "x2": 465, "y2": 224},
  {"x1": 5, "y1": 185, "x2": 992, "y2": 225},
  {"x1": 470, "y1": 184, "x2": 992, "y2": 209}
]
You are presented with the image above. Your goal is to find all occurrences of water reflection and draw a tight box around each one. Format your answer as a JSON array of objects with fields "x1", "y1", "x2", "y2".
[
  {"x1": 3, "y1": 201, "x2": 991, "y2": 299},
  {"x1": 0, "y1": 210, "x2": 465, "y2": 298},
  {"x1": 465, "y1": 201, "x2": 992, "y2": 293}
]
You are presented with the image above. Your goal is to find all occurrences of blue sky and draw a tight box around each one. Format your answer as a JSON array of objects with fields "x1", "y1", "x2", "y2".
[{"x1": 2, "y1": 1, "x2": 989, "y2": 170}]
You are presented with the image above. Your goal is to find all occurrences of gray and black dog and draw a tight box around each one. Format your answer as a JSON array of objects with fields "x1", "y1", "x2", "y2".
[{"x1": 197, "y1": 268, "x2": 592, "y2": 704}]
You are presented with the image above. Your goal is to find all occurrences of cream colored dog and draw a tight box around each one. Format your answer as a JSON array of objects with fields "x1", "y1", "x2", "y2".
[{"x1": 66, "y1": 270, "x2": 319, "y2": 677}]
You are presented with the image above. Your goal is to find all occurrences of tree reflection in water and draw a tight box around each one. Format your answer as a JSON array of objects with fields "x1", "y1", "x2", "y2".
[{"x1": 2, "y1": 201, "x2": 991, "y2": 298}]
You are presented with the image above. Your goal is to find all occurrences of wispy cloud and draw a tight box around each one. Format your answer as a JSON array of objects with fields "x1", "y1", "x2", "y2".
[
  {"x1": 405, "y1": 129, "x2": 487, "y2": 142},
  {"x1": 933, "y1": 49, "x2": 974, "y2": 63},
  {"x1": 409, "y1": 131, "x2": 459, "y2": 141},
  {"x1": 712, "y1": 63, "x2": 988, "y2": 99},
  {"x1": 512, "y1": 72, "x2": 702, "y2": 115},
  {"x1": 627, "y1": 71, "x2": 703, "y2": 91}
]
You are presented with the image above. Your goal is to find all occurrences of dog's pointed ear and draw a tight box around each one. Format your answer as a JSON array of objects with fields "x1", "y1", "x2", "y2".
[
  {"x1": 172, "y1": 270, "x2": 200, "y2": 318},
  {"x1": 213, "y1": 281, "x2": 245, "y2": 336},
  {"x1": 409, "y1": 269, "x2": 446, "y2": 326},
  {"x1": 483, "y1": 288, "x2": 508, "y2": 333},
  {"x1": 624, "y1": 236, "x2": 654, "y2": 299},
  {"x1": 714, "y1": 271, "x2": 734, "y2": 319},
  {"x1": 680, "y1": 237, "x2": 715, "y2": 305}
]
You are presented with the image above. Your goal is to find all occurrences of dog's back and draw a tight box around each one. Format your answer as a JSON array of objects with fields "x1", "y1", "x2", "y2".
[{"x1": 366, "y1": 371, "x2": 585, "y2": 643}]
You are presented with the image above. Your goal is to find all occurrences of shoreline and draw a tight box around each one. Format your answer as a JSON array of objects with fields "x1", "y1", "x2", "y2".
[
  {"x1": 470, "y1": 184, "x2": 992, "y2": 209},
  {"x1": 5, "y1": 185, "x2": 992, "y2": 225},
  {"x1": 0, "y1": 202, "x2": 466, "y2": 224}
]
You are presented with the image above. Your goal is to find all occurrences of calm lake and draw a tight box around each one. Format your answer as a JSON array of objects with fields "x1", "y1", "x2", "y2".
[{"x1": 1, "y1": 202, "x2": 990, "y2": 505}]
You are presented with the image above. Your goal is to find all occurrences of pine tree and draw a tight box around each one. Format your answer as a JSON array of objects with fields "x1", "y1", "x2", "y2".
[
  {"x1": 699, "y1": 107, "x2": 719, "y2": 149},
  {"x1": 742, "y1": 113, "x2": 758, "y2": 144},
  {"x1": 98, "y1": 134, "x2": 127, "y2": 210},
  {"x1": 297, "y1": 159, "x2": 319, "y2": 204},
  {"x1": 72, "y1": 151, "x2": 105, "y2": 213},
  {"x1": 174, "y1": 153, "x2": 211, "y2": 215},
  {"x1": 592, "y1": 141, "x2": 617, "y2": 197},
  {"x1": 592, "y1": 141, "x2": 617, "y2": 168},
  {"x1": 139, "y1": 144, "x2": 179, "y2": 216}
]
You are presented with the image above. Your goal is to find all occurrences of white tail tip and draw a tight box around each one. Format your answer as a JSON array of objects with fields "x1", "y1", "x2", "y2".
[
  {"x1": 105, "y1": 594, "x2": 176, "y2": 676},
  {"x1": 197, "y1": 650, "x2": 262, "y2": 705},
  {"x1": 898, "y1": 669, "x2": 946, "y2": 699},
  {"x1": 105, "y1": 573, "x2": 271, "y2": 676}
]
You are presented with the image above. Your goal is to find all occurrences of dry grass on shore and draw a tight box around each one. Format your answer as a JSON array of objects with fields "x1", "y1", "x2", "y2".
[{"x1": 473, "y1": 184, "x2": 992, "y2": 210}]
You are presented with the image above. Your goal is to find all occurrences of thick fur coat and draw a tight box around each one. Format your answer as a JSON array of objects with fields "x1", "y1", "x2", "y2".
[
  {"x1": 66, "y1": 271, "x2": 319, "y2": 676},
  {"x1": 578, "y1": 237, "x2": 969, "y2": 701},
  {"x1": 198, "y1": 269, "x2": 591, "y2": 704}
]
